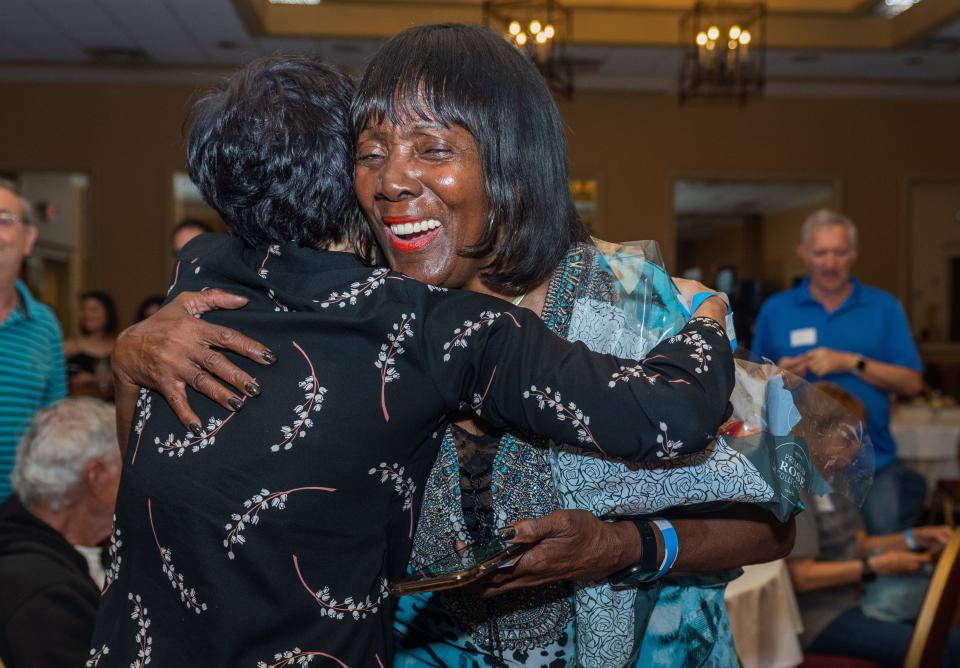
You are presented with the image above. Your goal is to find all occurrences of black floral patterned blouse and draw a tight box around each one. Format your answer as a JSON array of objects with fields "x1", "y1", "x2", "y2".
[{"x1": 88, "y1": 235, "x2": 733, "y2": 668}]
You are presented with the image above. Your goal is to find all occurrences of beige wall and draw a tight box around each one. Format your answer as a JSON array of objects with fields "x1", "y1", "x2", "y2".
[
  {"x1": 0, "y1": 81, "x2": 193, "y2": 324},
  {"x1": 2, "y1": 79, "x2": 959, "y2": 324},
  {"x1": 906, "y1": 179, "x2": 960, "y2": 342},
  {"x1": 559, "y1": 92, "x2": 960, "y2": 301}
]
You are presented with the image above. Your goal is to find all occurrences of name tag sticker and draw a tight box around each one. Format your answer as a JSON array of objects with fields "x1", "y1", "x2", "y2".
[
  {"x1": 790, "y1": 327, "x2": 817, "y2": 348},
  {"x1": 813, "y1": 494, "x2": 835, "y2": 513}
]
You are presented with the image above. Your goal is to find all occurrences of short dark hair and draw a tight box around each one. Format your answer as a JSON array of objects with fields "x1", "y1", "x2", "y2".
[
  {"x1": 351, "y1": 24, "x2": 587, "y2": 295},
  {"x1": 188, "y1": 56, "x2": 369, "y2": 254},
  {"x1": 171, "y1": 218, "x2": 213, "y2": 239},
  {"x1": 134, "y1": 294, "x2": 165, "y2": 322},
  {"x1": 79, "y1": 290, "x2": 119, "y2": 335}
]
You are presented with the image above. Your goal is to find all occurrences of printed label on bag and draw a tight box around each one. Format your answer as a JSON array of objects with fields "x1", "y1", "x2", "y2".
[{"x1": 775, "y1": 439, "x2": 811, "y2": 508}]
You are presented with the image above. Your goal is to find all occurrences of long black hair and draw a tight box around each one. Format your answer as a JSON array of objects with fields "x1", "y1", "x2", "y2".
[
  {"x1": 79, "y1": 290, "x2": 119, "y2": 335},
  {"x1": 351, "y1": 24, "x2": 587, "y2": 294}
]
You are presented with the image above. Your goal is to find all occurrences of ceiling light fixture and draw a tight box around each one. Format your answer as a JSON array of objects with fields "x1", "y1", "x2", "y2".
[
  {"x1": 679, "y1": 2, "x2": 766, "y2": 105},
  {"x1": 484, "y1": 0, "x2": 574, "y2": 99}
]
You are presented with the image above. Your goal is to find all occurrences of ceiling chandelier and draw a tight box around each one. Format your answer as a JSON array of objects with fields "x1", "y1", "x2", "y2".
[
  {"x1": 679, "y1": 2, "x2": 766, "y2": 104},
  {"x1": 483, "y1": 0, "x2": 574, "y2": 99}
]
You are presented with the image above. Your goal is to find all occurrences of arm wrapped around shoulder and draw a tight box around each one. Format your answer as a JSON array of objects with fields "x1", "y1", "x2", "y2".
[
  {"x1": 426, "y1": 287, "x2": 735, "y2": 463},
  {"x1": 621, "y1": 315, "x2": 736, "y2": 458}
]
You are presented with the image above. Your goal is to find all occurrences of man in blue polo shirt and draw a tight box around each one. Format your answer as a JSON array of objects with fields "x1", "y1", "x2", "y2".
[
  {"x1": 753, "y1": 209, "x2": 922, "y2": 535},
  {"x1": 0, "y1": 179, "x2": 67, "y2": 501}
]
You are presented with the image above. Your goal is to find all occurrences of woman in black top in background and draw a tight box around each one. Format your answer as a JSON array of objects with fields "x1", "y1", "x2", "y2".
[{"x1": 64, "y1": 291, "x2": 118, "y2": 401}]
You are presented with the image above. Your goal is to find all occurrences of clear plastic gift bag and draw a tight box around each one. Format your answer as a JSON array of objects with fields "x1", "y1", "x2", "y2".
[
  {"x1": 720, "y1": 355, "x2": 875, "y2": 520},
  {"x1": 582, "y1": 239, "x2": 874, "y2": 520},
  {"x1": 554, "y1": 240, "x2": 876, "y2": 668}
]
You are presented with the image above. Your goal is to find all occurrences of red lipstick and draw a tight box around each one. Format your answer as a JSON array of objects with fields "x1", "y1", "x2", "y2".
[{"x1": 382, "y1": 217, "x2": 442, "y2": 252}]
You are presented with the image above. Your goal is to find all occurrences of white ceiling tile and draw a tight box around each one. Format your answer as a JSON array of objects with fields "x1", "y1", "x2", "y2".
[
  {"x1": 766, "y1": 49, "x2": 960, "y2": 82},
  {"x1": 96, "y1": 0, "x2": 207, "y2": 63},
  {"x1": 29, "y1": 0, "x2": 138, "y2": 49},
  {"x1": 0, "y1": 0, "x2": 88, "y2": 60},
  {"x1": 0, "y1": 0, "x2": 957, "y2": 89},
  {"x1": 162, "y1": 0, "x2": 250, "y2": 45}
]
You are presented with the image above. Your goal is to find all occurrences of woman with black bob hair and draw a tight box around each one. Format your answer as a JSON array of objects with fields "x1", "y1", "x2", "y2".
[
  {"x1": 92, "y1": 52, "x2": 735, "y2": 666},
  {"x1": 349, "y1": 23, "x2": 585, "y2": 296}
]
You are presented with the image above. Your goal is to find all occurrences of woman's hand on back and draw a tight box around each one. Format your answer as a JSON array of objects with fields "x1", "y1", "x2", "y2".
[{"x1": 113, "y1": 290, "x2": 274, "y2": 444}]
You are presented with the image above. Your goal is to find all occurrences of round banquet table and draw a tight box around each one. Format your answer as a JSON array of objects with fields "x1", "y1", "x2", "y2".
[
  {"x1": 891, "y1": 405, "x2": 960, "y2": 499},
  {"x1": 724, "y1": 559, "x2": 804, "y2": 668}
]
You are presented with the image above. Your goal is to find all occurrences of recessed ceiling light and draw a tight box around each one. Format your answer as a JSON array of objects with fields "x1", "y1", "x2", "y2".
[
  {"x1": 877, "y1": 0, "x2": 921, "y2": 17},
  {"x1": 85, "y1": 46, "x2": 151, "y2": 64}
]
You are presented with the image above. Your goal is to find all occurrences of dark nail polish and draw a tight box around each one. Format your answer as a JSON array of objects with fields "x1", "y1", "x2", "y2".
[
  {"x1": 261, "y1": 350, "x2": 277, "y2": 364},
  {"x1": 228, "y1": 396, "x2": 244, "y2": 411},
  {"x1": 244, "y1": 381, "x2": 261, "y2": 397},
  {"x1": 498, "y1": 526, "x2": 517, "y2": 541},
  {"x1": 189, "y1": 423, "x2": 203, "y2": 437}
]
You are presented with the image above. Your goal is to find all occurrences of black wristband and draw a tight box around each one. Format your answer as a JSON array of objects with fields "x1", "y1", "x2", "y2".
[
  {"x1": 631, "y1": 517, "x2": 660, "y2": 572},
  {"x1": 861, "y1": 557, "x2": 877, "y2": 583},
  {"x1": 607, "y1": 517, "x2": 660, "y2": 585}
]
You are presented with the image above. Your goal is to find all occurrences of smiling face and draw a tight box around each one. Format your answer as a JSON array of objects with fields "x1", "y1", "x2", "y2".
[
  {"x1": 799, "y1": 224, "x2": 856, "y2": 296},
  {"x1": 354, "y1": 114, "x2": 492, "y2": 292},
  {"x1": 0, "y1": 187, "x2": 37, "y2": 287},
  {"x1": 80, "y1": 297, "x2": 109, "y2": 335}
]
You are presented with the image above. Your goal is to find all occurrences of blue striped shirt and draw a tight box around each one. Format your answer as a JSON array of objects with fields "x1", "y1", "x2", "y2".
[{"x1": 0, "y1": 280, "x2": 67, "y2": 500}]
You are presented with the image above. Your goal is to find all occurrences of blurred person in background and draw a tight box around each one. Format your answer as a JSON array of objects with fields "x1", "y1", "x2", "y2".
[
  {"x1": 0, "y1": 398, "x2": 120, "y2": 668},
  {"x1": 64, "y1": 290, "x2": 118, "y2": 401},
  {"x1": 0, "y1": 178, "x2": 66, "y2": 502},
  {"x1": 134, "y1": 294, "x2": 165, "y2": 322},
  {"x1": 752, "y1": 209, "x2": 923, "y2": 535},
  {"x1": 787, "y1": 384, "x2": 958, "y2": 666},
  {"x1": 170, "y1": 218, "x2": 212, "y2": 254}
]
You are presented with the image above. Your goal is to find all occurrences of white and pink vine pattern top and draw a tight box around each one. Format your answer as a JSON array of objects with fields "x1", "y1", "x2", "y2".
[{"x1": 89, "y1": 235, "x2": 733, "y2": 667}]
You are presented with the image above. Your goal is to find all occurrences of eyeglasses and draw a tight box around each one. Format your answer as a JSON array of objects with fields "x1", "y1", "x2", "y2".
[{"x1": 0, "y1": 211, "x2": 24, "y2": 229}]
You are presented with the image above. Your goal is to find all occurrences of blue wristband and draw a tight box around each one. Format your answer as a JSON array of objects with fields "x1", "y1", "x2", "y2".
[
  {"x1": 685, "y1": 291, "x2": 737, "y2": 352},
  {"x1": 904, "y1": 527, "x2": 920, "y2": 551},
  {"x1": 652, "y1": 518, "x2": 679, "y2": 579},
  {"x1": 691, "y1": 291, "x2": 720, "y2": 314}
]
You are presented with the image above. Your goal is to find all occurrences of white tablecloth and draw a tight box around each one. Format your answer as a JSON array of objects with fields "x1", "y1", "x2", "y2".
[
  {"x1": 724, "y1": 560, "x2": 803, "y2": 668},
  {"x1": 892, "y1": 407, "x2": 960, "y2": 495}
]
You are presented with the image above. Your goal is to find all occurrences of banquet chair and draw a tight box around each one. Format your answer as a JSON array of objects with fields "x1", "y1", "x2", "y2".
[
  {"x1": 938, "y1": 479, "x2": 959, "y2": 528},
  {"x1": 903, "y1": 528, "x2": 960, "y2": 668}
]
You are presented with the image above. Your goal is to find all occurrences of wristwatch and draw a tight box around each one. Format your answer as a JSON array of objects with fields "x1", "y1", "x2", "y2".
[
  {"x1": 855, "y1": 356, "x2": 868, "y2": 374},
  {"x1": 861, "y1": 556, "x2": 877, "y2": 583}
]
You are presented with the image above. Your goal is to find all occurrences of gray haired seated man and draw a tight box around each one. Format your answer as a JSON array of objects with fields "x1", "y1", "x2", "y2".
[{"x1": 0, "y1": 398, "x2": 120, "y2": 668}]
